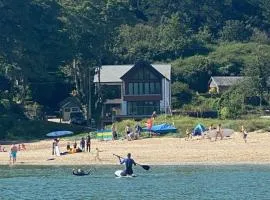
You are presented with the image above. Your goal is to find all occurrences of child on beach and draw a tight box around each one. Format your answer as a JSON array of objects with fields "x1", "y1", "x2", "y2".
[
  {"x1": 185, "y1": 129, "x2": 192, "y2": 140},
  {"x1": 95, "y1": 148, "x2": 103, "y2": 161},
  {"x1": 10, "y1": 144, "x2": 18, "y2": 164},
  {"x1": 243, "y1": 129, "x2": 248, "y2": 143},
  {"x1": 241, "y1": 126, "x2": 248, "y2": 143},
  {"x1": 215, "y1": 124, "x2": 223, "y2": 141}
]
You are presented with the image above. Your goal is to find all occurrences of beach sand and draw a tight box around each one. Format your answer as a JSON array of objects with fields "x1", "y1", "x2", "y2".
[{"x1": 1, "y1": 131, "x2": 270, "y2": 165}]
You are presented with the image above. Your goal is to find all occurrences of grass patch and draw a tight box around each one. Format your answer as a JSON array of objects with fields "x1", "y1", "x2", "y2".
[{"x1": 106, "y1": 115, "x2": 270, "y2": 138}]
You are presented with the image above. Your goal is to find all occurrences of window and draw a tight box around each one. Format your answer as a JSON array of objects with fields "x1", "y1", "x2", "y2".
[
  {"x1": 144, "y1": 83, "x2": 149, "y2": 94},
  {"x1": 139, "y1": 83, "x2": 143, "y2": 94},
  {"x1": 64, "y1": 108, "x2": 70, "y2": 112},
  {"x1": 150, "y1": 82, "x2": 155, "y2": 94},
  {"x1": 127, "y1": 101, "x2": 160, "y2": 115},
  {"x1": 155, "y1": 82, "x2": 161, "y2": 93},
  {"x1": 128, "y1": 83, "x2": 133, "y2": 95},
  {"x1": 134, "y1": 83, "x2": 138, "y2": 95}
]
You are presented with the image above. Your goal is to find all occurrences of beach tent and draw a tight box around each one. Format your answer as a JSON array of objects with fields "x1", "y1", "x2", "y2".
[
  {"x1": 192, "y1": 124, "x2": 206, "y2": 136},
  {"x1": 96, "y1": 130, "x2": 113, "y2": 141},
  {"x1": 143, "y1": 123, "x2": 177, "y2": 134}
]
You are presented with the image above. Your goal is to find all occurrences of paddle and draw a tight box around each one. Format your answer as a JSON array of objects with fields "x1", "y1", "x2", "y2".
[{"x1": 113, "y1": 153, "x2": 150, "y2": 171}]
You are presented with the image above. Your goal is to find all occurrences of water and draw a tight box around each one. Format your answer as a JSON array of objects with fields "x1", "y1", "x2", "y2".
[{"x1": 1, "y1": 165, "x2": 270, "y2": 200}]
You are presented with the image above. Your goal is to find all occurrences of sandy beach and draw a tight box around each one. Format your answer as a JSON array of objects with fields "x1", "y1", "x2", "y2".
[{"x1": 1, "y1": 131, "x2": 270, "y2": 166}]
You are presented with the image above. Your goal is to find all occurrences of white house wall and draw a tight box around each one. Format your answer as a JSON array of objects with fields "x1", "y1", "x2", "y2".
[
  {"x1": 121, "y1": 82, "x2": 127, "y2": 115},
  {"x1": 160, "y1": 78, "x2": 171, "y2": 114}
]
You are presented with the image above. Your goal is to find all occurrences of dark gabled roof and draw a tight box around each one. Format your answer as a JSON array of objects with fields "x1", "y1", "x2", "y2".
[
  {"x1": 210, "y1": 76, "x2": 244, "y2": 87},
  {"x1": 59, "y1": 96, "x2": 81, "y2": 108},
  {"x1": 120, "y1": 61, "x2": 165, "y2": 80},
  {"x1": 93, "y1": 63, "x2": 171, "y2": 83}
]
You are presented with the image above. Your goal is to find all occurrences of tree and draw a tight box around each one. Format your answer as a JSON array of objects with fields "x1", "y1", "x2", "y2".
[
  {"x1": 172, "y1": 55, "x2": 214, "y2": 92},
  {"x1": 244, "y1": 45, "x2": 270, "y2": 107},
  {"x1": 219, "y1": 20, "x2": 251, "y2": 42},
  {"x1": 171, "y1": 82, "x2": 193, "y2": 108}
]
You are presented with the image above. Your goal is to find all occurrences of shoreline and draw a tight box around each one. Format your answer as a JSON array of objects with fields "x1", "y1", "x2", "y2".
[{"x1": 1, "y1": 131, "x2": 270, "y2": 166}]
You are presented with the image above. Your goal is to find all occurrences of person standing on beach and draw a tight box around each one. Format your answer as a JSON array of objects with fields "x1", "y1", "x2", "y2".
[
  {"x1": 215, "y1": 124, "x2": 223, "y2": 141},
  {"x1": 111, "y1": 123, "x2": 117, "y2": 140},
  {"x1": 55, "y1": 138, "x2": 60, "y2": 156},
  {"x1": 52, "y1": 139, "x2": 56, "y2": 155},
  {"x1": 86, "y1": 134, "x2": 91, "y2": 152},
  {"x1": 151, "y1": 111, "x2": 157, "y2": 119},
  {"x1": 80, "y1": 137, "x2": 85, "y2": 152},
  {"x1": 10, "y1": 144, "x2": 18, "y2": 164},
  {"x1": 241, "y1": 126, "x2": 248, "y2": 143},
  {"x1": 146, "y1": 118, "x2": 153, "y2": 137}
]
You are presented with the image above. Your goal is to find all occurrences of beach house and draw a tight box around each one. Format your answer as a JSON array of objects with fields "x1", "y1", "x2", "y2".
[
  {"x1": 59, "y1": 96, "x2": 82, "y2": 121},
  {"x1": 208, "y1": 76, "x2": 244, "y2": 94},
  {"x1": 94, "y1": 61, "x2": 171, "y2": 124}
]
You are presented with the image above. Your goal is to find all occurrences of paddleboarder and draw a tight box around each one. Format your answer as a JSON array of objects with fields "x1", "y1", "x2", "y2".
[{"x1": 118, "y1": 153, "x2": 136, "y2": 176}]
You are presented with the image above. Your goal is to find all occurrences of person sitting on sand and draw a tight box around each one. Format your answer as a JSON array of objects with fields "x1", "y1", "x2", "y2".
[
  {"x1": 21, "y1": 144, "x2": 26, "y2": 151},
  {"x1": 134, "y1": 123, "x2": 142, "y2": 140},
  {"x1": 67, "y1": 142, "x2": 71, "y2": 151},
  {"x1": 215, "y1": 124, "x2": 223, "y2": 141},
  {"x1": 125, "y1": 125, "x2": 134, "y2": 141},
  {"x1": 73, "y1": 140, "x2": 77, "y2": 149},
  {"x1": 209, "y1": 124, "x2": 214, "y2": 131}
]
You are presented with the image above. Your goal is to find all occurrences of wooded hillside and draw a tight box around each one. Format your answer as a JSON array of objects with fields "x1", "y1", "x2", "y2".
[{"x1": 1, "y1": 0, "x2": 270, "y2": 122}]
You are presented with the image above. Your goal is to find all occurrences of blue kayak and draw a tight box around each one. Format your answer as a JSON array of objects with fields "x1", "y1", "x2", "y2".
[{"x1": 142, "y1": 123, "x2": 177, "y2": 134}]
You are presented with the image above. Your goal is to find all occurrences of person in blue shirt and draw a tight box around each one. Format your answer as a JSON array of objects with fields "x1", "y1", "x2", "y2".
[{"x1": 119, "y1": 153, "x2": 136, "y2": 176}]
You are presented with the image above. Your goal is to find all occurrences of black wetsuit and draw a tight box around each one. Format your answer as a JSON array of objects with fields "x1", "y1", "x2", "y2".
[
  {"x1": 73, "y1": 170, "x2": 90, "y2": 176},
  {"x1": 120, "y1": 158, "x2": 136, "y2": 175}
]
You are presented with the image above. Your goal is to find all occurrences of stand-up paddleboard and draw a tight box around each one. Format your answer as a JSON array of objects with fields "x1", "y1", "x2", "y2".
[
  {"x1": 114, "y1": 170, "x2": 136, "y2": 178},
  {"x1": 206, "y1": 128, "x2": 234, "y2": 138},
  {"x1": 46, "y1": 131, "x2": 73, "y2": 137}
]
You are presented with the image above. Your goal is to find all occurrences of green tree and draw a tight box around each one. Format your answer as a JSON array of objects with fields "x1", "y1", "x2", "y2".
[
  {"x1": 219, "y1": 20, "x2": 251, "y2": 42},
  {"x1": 172, "y1": 55, "x2": 214, "y2": 92},
  {"x1": 244, "y1": 45, "x2": 270, "y2": 107},
  {"x1": 171, "y1": 82, "x2": 193, "y2": 108}
]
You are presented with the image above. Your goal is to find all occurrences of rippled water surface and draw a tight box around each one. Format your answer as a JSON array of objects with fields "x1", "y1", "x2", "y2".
[{"x1": 1, "y1": 165, "x2": 270, "y2": 200}]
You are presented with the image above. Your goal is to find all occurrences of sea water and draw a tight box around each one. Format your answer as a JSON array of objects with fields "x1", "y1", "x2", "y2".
[{"x1": 1, "y1": 165, "x2": 270, "y2": 200}]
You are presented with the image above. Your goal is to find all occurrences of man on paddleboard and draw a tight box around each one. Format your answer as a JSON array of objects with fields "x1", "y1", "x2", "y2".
[{"x1": 118, "y1": 153, "x2": 136, "y2": 176}]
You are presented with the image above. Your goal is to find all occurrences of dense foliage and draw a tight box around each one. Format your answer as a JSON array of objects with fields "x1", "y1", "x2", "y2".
[{"x1": 1, "y1": 0, "x2": 270, "y2": 133}]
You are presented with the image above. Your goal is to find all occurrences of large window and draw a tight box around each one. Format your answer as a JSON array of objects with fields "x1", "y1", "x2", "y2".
[
  {"x1": 127, "y1": 67, "x2": 161, "y2": 95},
  {"x1": 127, "y1": 101, "x2": 160, "y2": 115},
  {"x1": 127, "y1": 82, "x2": 161, "y2": 95}
]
